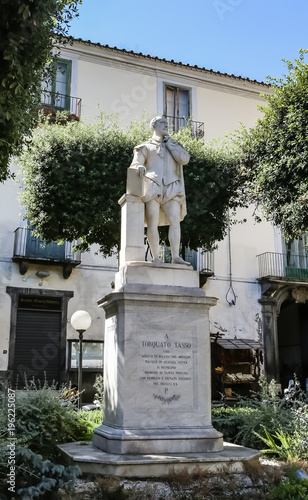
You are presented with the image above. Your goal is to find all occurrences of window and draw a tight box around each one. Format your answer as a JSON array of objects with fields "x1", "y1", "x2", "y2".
[
  {"x1": 283, "y1": 233, "x2": 308, "y2": 279},
  {"x1": 162, "y1": 83, "x2": 204, "y2": 139},
  {"x1": 68, "y1": 341, "x2": 104, "y2": 370},
  {"x1": 164, "y1": 84, "x2": 191, "y2": 132},
  {"x1": 284, "y1": 233, "x2": 308, "y2": 268},
  {"x1": 42, "y1": 59, "x2": 72, "y2": 111}
]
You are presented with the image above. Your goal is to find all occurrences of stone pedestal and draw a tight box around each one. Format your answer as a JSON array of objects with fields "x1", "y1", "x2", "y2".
[
  {"x1": 118, "y1": 194, "x2": 145, "y2": 267},
  {"x1": 93, "y1": 263, "x2": 223, "y2": 455}
]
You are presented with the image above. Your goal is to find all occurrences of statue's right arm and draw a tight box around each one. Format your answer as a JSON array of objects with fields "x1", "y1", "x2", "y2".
[{"x1": 130, "y1": 145, "x2": 147, "y2": 177}]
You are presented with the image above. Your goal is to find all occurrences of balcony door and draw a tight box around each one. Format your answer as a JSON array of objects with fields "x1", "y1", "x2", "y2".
[
  {"x1": 52, "y1": 60, "x2": 71, "y2": 110},
  {"x1": 278, "y1": 299, "x2": 308, "y2": 391},
  {"x1": 41, "y1": 58, "x2": 72, "y2": 112},
  {"x1": 283, "y1": 233, "x2": 308, "y2": 279},
  {"x1": 164, "y1": 85, "x2": 191, "y2": 132}
]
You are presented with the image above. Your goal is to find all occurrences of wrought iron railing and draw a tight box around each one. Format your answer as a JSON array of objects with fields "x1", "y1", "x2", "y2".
[
  {"x1": 41, "y1": 90, "x2": 82, "y2": 119},
  {"x1": 165, "y1": 116, "x2": 204, "y2": 140},
  {"x1": 257, "y1": 252, "x2": 308, "y2": 280},
  {"x1": 198, "y1": 250, "x2": 214, "y2": 274},
  {"x1": 13, "y1": 227, "x2": 81, "y2": 263}
]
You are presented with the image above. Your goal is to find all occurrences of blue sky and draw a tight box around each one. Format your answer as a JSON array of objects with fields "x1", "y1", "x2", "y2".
[{"x1": 68, "y1": 0, "x2": 308, "y2": 83}]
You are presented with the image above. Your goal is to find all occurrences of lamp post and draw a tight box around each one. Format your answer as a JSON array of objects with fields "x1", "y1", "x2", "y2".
[{"x1": 71, "y1": 310, "x2": 92, "y2": 409}]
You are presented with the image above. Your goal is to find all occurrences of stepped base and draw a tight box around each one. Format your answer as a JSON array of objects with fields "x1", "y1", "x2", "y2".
[{"x1": 58, "y1": 441, "x2": 261, "y2": 477}]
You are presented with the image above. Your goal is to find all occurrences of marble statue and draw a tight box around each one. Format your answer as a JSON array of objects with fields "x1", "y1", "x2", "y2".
[{"x1": 129, "y1": 116, "x2": 190, "y2": 265}]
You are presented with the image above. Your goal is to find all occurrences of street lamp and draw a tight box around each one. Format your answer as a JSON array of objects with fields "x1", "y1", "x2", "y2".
[{"x1": 71, "y1": 310, "x2": 92, "y2": 409}]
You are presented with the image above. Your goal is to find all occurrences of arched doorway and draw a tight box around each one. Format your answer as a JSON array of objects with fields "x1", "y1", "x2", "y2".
[{"x1": 277, "y1": 299, "x2": 308, "y2": 390}]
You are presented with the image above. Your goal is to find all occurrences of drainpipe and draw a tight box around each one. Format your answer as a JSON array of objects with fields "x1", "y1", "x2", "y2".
[{"x1": 226, "y1": 216, "x2": 237, "y2": 306}]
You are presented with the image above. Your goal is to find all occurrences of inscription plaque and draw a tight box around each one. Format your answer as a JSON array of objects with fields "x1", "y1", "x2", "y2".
[{"x1": 137, "y1": 332, "x2": 196, "y2": 409}]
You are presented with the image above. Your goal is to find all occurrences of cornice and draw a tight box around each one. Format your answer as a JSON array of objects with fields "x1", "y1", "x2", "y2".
[{"x1": 61, "y1": 40, "x2": 270, "y2": 101}]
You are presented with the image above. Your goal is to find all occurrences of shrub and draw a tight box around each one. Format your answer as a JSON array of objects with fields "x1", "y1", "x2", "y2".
[
  {"x1": 0, "y1": 376, "x2": 90, "y2": 460},
  {"x1": 290, "y1": 401, "x2": 308, "y2": 461},
  {"x1": 212, "y1": 376, "x2": 295, "y2": 450},
  {"x1": 267, "y1": 465, "x2": 308, "y2": 500},
  {"x1": 0, "y1": 377, "x2": 86, "y2": 498},
  {"x1": 0, "y1": 444, "x2": 81, "y2": 499},
  {"x1": 212, "y1": 406, "x2": 256, "y2": 444},
  {"x1": 76, "y1": 409, "x2": 103, "y2": 440},
  {"x1": 255, "y1": 404, "x2": 308, "y2": 462}
]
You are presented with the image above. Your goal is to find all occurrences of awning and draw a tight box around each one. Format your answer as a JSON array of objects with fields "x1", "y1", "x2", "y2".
[{"x1": 216, "y1": 339, "x2": 262, "y2": 350}]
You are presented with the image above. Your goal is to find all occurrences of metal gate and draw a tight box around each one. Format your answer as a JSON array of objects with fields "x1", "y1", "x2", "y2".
[{"x1": 14, "y1": 297, "x2": 62, "y2": 386}]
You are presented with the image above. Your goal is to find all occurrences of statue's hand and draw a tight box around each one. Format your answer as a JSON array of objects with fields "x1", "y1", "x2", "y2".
[
  {"x1": 164, "y1": 136, "x2": 176, "y2": 148},
  {"x1": 137, "y1": 166, "x2": 146, "y2": 177}
]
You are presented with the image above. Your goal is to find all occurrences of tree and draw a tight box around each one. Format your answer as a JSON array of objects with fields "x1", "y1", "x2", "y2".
[
  {"x1": 239, "y1": 49, "x2": 308, "y2": 241},
  {"x1": 19, "y1": 113, "x2": 245, "y2": 257},
  {"x1": 0, "y1": 0, "x2": 80, "y2": 182}
]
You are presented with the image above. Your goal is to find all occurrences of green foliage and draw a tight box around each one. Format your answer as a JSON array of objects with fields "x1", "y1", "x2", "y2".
[
  {"x1": 212, "y1": 376, "x2": 294, "y2": 449},
  {"x1": 251, "y1": 377, "x2": 308, "y2": 461},
  {"x1": 93, "y1": 373, "x2": 104, "y2": 408},
  {"x1": 211, "y1": 406, "x2": 256, "y2": 443},
  {"x1": 0, "y1": 377, "x2": 86, "y2": 497},
  {"x1": 268, "y1": 480, "x2": 308, "y2": 500},
  {"x1": 239, "y1": 49, "x2": 308, "y2": 240},
  {"x1": 0, "y1": 0, "x2": 81, "y2": 182},
  {"x1": 0, "y1": 377, "x2": 90, "y2": 460},
  {"x1": 268, "y1": 473, "x2": 308, "y2": 500},
  {"x1": 0, "y1": 444, "x2": 81, "y2": 499},
  {"x1": 19, "y1": 112, "x2": 151, "y2": 255},
  {"x1": 19, "y1": 113, "x2": 244, "y2": 256},
  {"x1": 76, "y1": 409, "x2": 103, "y2": 440},
  {"x1": 290, "y1": 402, "x2": 308, "y2": 461},
  {"x1": 73, "y1": 375, "x2": 104, "y2": 440},
  {"x1": 234, "y1": 377, "x2": 294, "y2": 449},
  {"x1": 255, "y1": 427, "x2": 297, "y2": 461},
  {"x1": 213, "y1": 375, "x2": 308, "y2": 462}
]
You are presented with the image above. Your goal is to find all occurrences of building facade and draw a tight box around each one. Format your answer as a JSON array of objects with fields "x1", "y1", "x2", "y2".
[{"x1": 1, "y1": 39, "x2": 306, "y2": 400}]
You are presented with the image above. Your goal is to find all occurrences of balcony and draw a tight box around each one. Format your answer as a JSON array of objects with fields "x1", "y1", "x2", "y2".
[
  {"x1": 257, "y1": 252, "x2": 308, "y2": 281},
  {"x1": 165, "y1": 116, "x2": 204, "y2": 140},
  {"x1": 13, "y1": 227, "x2": 81, "y2": 279},
  {"x1": 40, "y1": 90, "x2": 82, "y2": 121}
]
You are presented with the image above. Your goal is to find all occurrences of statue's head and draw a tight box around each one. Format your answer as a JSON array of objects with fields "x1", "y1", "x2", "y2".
[{"x1": 150, "y1": 116, "x2": 169, "y2": 137}]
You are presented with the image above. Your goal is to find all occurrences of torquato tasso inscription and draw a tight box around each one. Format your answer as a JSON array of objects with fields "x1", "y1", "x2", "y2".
[{"x1": 138, "y1": 334, "x2": 195, "y2": 407}]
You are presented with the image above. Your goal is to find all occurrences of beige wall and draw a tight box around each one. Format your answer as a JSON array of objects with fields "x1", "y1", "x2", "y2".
[
  {"x1": 0, "y1": 173, "x2": 23, "y2": 369},
  {"x1": 77, "y1": 59, "x2": 157, "y2": 126},
  {"x1": 197, "y1": 86, "x2": 264, "y2": 139},
  {"x1": 213, "y1": 206, "x2": 276, "y2": 280}
]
